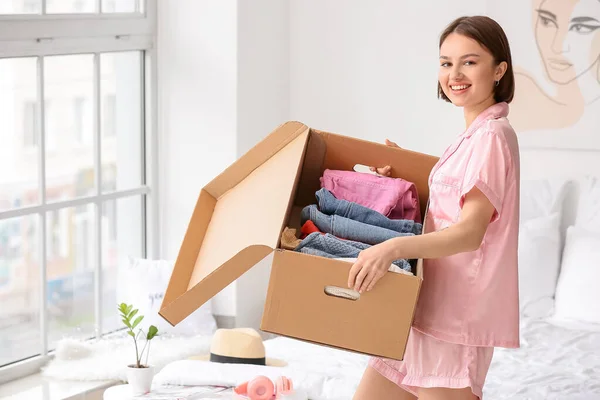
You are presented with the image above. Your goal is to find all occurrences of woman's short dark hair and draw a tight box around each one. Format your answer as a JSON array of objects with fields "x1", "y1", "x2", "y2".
[{"x1": 438, "y1": 16, "x2": 515, "y2": 104}]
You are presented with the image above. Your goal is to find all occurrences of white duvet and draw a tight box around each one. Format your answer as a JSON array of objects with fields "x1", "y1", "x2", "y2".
[
  {"x1": 485, "y1": 317, "x2": 600, "y2": 399},
  {"x1": 155, "y1": 317, "x2": 600, "y2": 399}
]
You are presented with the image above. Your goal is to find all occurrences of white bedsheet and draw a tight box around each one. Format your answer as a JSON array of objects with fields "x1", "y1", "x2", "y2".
[
  {"x1": 153, "y1": 317, "x2": 600, "y2": 399},
  {"x1": 262, "y1": 316, "x2": 600, "y2": 399},
  {"x1": 485, "y1": 317, "x2": 600, "y2": 399}
]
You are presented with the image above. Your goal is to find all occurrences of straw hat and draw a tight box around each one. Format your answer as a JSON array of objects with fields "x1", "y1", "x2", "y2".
[{"x1": 190, "y1": 328, "x2": 287, "y2": 367}]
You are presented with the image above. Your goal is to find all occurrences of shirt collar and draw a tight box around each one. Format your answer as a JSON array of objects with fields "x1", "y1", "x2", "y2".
[{"x1": 460, "y1": 102, "x2": 509, "y2": 138}]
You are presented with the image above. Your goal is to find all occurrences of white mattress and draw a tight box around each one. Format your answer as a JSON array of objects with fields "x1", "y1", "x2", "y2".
[{"x1": 263, "y1": 316, "x2": 600, "y2": 399}]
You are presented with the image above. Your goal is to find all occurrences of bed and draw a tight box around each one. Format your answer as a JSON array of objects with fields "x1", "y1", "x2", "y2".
[
  {"x1": 270, "y1": 314, "x2": 600, "y2": 399},
  {"x1": 151, "y1": 316, "x2": 600, "y2": 400},
  {"x1": 152, "y1": 174, "x2": 600, "y2": 399}
]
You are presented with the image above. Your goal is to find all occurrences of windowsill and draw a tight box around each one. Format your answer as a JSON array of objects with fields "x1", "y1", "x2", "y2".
[{"x1": 0, "y1": 372, "x2": 118, "y2": 400}]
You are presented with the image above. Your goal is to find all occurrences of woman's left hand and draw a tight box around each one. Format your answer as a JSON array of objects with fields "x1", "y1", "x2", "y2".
[{"x1": 348, "y1": 242, "x2": 395, "y2": 293}]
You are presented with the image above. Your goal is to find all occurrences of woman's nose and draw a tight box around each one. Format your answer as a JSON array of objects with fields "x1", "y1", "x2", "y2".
[
  {"x1": 450, "y1": 67, "x2": 464, "y2": 81},
  {"x1": 551, "y1": 29, "x2": 570, "y2": 54}
]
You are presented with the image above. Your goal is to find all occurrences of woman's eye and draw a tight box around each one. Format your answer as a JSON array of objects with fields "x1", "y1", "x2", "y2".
[
  {"x1": 441, "y1": 62, "x2": 450, "y2": 68},
  {"x1": 570, "y1": 23, "x2": 599, "y2": 34},
  {"x1": 464, "y1": 61, "x2": 476, "y2": 66},
  {"x1": 539, "y1": 15, "x2": 557, "y2": 28}
]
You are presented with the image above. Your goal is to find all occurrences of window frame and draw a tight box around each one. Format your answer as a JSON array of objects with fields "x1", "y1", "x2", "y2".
[{"x1": 0, "y1": 0, "x2": 159, "y2": 384}]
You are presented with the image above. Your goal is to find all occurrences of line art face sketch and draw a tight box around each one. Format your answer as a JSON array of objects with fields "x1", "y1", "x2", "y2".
[{"x1": 510, "y1": 0, "x2": 600, "y2": 133}]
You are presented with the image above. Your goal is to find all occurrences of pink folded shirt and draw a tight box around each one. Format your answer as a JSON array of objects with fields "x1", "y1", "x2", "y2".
[{"x1": 319, "y1": 169, "x2": 421, "y2": 222}]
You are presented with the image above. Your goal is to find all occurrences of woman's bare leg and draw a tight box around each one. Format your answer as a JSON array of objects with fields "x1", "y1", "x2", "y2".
[
  {"x1": 353, "y1": 366, "x2": 417, "y2": 400},
  {"x1": 418, "y1": 387, "x2": 479, "y2": 400}
]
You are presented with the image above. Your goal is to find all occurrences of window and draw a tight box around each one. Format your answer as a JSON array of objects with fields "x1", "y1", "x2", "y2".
[
  {"x1": 23, "y1": 101, "x2": 39, "y2": 148},
  {"x1": 0, "y1": 0, "x2": 157, "y2": 384},
  {"x1": 102, "y1": 94, "x2": 116, "y2": 138}
]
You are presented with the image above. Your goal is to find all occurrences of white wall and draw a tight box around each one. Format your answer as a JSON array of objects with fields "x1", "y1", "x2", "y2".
[
  {"x1": 158, "y1": 0, "x2": 239, "y2": 316},
  {"x1": 158, "y1": 0, "x2": 289, "y2": 319},
  {"x1": 235, "y1": 0, "x2": 290, "y2": 330},
  {"x1": 289, "y1": 0, "x2": 487, "y2": 156}
]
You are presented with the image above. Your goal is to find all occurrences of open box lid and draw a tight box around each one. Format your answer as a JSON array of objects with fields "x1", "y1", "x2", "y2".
[{"x1": 159, "y1": 121, "x2": 311, "y2": 326}]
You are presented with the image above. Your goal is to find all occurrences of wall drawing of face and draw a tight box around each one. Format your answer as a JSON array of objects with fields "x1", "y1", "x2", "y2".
[{"x1": 534, "y1": 0, "x2": 600, "y2": 85}]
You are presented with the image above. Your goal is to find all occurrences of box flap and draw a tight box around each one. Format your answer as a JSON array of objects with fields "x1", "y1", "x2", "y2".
[{"x1": 160, "y1": 121, "x2": 310, "y2": 325}]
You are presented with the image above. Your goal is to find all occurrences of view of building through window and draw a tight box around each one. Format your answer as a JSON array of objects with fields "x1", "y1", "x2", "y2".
[{"x1": 0, "y1": 0, "x2": 150, "y2": 369}]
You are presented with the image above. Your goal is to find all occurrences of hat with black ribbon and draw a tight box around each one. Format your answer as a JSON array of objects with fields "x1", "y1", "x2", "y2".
[{"x1": 189, "y1": 328, "x2": 287, "y2": 367}]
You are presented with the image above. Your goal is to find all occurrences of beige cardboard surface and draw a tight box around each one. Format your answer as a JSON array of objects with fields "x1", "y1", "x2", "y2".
[
  {"x1": 160, "y1": 122, "x2": 310, "y2": 325},
  {"x1": 188, "y1": 131, "x2": 309, "y2": 289},
  {"x1": 261, "y1": 250, "x2": 421, "y2": 359}
]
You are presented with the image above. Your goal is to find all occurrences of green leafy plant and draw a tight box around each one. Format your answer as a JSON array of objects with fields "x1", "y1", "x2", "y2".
[{"x1": 118, "y1": 303, "x2": 159, "y2": 368}]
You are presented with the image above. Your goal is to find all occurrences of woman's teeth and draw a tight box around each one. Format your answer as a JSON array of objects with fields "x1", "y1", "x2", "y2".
[{"x1": 451, "y1": 84, "x2": 471, "y2": 90}]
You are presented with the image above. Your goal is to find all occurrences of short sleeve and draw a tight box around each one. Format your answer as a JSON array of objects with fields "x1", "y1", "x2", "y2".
[{"x1": 459, "y1": 131, "x2": 511, "y2": 222}]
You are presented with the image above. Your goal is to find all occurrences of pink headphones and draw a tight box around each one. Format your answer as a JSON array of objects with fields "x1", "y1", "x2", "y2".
[{"x1": 234, "y1": 375, "x2": 293, "y2": 400}]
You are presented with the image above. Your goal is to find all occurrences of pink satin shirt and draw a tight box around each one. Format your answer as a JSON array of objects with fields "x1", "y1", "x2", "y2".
[{"x1": 412, "y1": 102, "x2": 521, "y2": 348}]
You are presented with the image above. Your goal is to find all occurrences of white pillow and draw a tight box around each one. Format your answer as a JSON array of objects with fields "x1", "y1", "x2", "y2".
[
  {"x1": 575, "y1": 176, "x2": 600, "y2": 230},
  {"x1": 116, "y1": 257, "x2": 217, "y2": 336},
  {"x1": 518, "y1": 212, "x2": 562, "y2": 318},
  {"x1": 519, "y1": 178, "x2": 571, "y2": 223},
  {"x1": 553, "y1": 226, "x2": 600, "y2": 325}
]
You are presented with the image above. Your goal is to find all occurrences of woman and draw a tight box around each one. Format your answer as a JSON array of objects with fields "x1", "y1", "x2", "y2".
[{"x1": 350, "y1": 16, "x2": 520, "y2": 400}]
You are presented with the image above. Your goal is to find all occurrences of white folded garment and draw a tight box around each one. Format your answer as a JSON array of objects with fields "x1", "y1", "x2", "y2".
[{"x1": 153, "y1": 359, "x2": 359, "y2": 400}]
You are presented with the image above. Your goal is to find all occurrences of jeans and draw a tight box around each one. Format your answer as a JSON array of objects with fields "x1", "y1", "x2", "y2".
[
  {"x1": 301, "y1": 204, "x2": 416, "y2": 246},
  {"x1": 295, "y1": 232, "x2": 412, "y2": 272},
  {"x1": 316, "y1": 188, "x2": 422, "y2": 235}
]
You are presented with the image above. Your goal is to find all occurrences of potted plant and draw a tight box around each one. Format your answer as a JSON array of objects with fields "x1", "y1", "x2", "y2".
[{"x1": 118, "y1": 303, "x2": 159, "y2": 395}]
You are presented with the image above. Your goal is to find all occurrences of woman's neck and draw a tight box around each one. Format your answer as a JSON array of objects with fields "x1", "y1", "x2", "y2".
[{"x1": 464, "y1": 95, "x2": 496, "y2": 129}]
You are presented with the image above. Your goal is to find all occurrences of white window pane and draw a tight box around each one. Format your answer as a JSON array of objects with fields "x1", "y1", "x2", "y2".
[
  {"x1": 0, "y1": 58, "x2": 40, "y2": 212},
  {"x1": 0, "y1": 215, "x2": 40, "y2": 367},
  {"x1": 46, "y1": 0, "x2": 97, "y2": 14},
  {"x1": 44, "y1": 55, "x2": 95, "y2": 202},
  {"x1": 101, "y1": 52, "x2": 143, "y2": 192},
  {"x1": 0, "y1": 0, "x2": 42, "y2": 14},
  {"x1": 102, "y1": 0, "x2": 137, "y2": 13},
  {"x1": 47, "y1": 205, "x2": 96, "y2": 348},
  {"x1": 101, "y1": 196, "x2": 143, "y2": 334}
]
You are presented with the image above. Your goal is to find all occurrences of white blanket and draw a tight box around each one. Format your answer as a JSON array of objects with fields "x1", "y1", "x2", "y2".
[
  {"x1": 154, "y1": 360, "x2": 361, "y2": 400},
  {"x1": 41, "y1": 333, "x2": 213, "y2": 382},
  {"x1": 154, "y1": 338, "x2": 371, "y2": 400}
]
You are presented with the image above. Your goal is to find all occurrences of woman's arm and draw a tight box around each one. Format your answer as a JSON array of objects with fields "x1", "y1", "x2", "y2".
[
  {"x1": 348, "y1": 186, "x2": 496, "y2": 293},
  {"x1": 385, "y1": 186, "x2": 496, "y2": 260}
]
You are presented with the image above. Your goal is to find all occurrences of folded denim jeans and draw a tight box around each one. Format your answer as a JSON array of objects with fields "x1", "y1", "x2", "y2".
[
  {"x1": 316, "y1": 188, "x2": 422, "y2": 235},
  {"x1": 320, "y1": 169, "x2": 421, "y2": 222},
  {"x1": 301, "y1": 204, "x2": 415, "y2": 246},
  {"x1": 295, "y1": 232, "x2": 412, "y2": 272}
]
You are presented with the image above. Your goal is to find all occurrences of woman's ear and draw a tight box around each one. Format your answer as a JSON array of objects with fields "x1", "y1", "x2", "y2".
[{"x1": 495, "y1": 61, "x2": 508, "y2": 81}]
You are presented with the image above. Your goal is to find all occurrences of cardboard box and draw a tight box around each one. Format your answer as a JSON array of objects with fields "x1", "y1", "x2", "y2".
[{"x1": 159, "y1": 121, "x2": 439, "y2": 360}]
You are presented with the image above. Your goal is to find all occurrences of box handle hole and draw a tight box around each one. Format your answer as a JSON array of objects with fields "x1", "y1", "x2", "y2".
[{"x1": 324, "y1": 285, "x2": 360, "y2": 301}]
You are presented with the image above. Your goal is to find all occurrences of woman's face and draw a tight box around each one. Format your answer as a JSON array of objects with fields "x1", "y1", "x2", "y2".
[
  {"x1": 438, "y1": 33, "x2": 505, "y2": 109},
  {"x1": 535, "y1": 0, "x2": 600, "y2": 84}
]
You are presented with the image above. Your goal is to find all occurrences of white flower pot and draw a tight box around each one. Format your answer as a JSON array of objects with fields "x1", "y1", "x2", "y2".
[{"x1": 126, "y1": 365, "x2": 154, "y2": 395}]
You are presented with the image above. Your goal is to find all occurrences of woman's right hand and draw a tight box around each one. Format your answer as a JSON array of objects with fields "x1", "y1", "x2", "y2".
[{"x1": 369, "y1": 139, "x2": 400, "y2": 177}]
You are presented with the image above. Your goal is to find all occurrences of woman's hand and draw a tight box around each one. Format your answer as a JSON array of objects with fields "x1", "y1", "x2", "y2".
[
  {"x1": 348, "y1": 242, "x2": 395, "y2": 293},
  {"x1": 369, "y1": 139, "x2": 401, "y2": 177}
]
